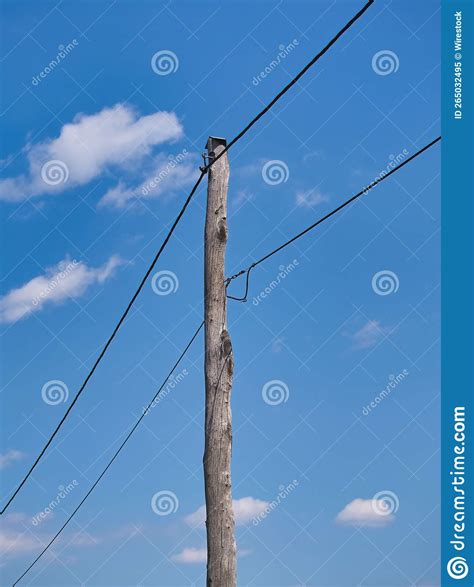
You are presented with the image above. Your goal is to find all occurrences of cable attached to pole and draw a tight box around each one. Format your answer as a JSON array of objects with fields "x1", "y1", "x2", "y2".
[
  {"x1": 12, "y1": 321, "x2": 204, "y2": 587},
  {"x1": 12, "y1": 1, "x2": 382, "y2": 582},
  {"x1": 14, "y1": 133, "x2": 441, "y2": 585},
  {"x1": 0, "y1": 172, "x2": 206, "y2": 516},
  {"x1": 210, "y1": 0, "x2": 375, "y2": 168},
  {"x1": 2, "y1": 0, "x2": 374, "y2": 516},
  {"x1": 226, "y1": 136, "x2": 441, "y2": 301}
]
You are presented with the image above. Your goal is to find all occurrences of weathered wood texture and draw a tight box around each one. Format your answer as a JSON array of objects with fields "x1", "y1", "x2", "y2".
[{"x1": 203, "y1": 140, "x2": 236, "y2": 587}]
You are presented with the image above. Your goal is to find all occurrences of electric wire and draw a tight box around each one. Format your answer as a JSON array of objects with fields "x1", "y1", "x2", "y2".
[
  {"x1": 1, "y1": 172, "x2": 206, "y2": 515},
  {"x1": 12, "y1": 321, "x2": 204, "y2": 587},
  {"x1": 226, "y1": 136, "x2": 441, "y2": 300},
  {"x1": 14, "y1": 133, "x2": 440, "y2": 586},
  {"x1": 210, "y1": 0, "x2": 375, "y2": 167},
  {"x1": 3, "y1": 0, "x2": 373, "y2": 515}
]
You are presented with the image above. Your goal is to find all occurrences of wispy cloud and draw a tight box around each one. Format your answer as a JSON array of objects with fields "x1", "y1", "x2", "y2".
[
  {"x1": 0, "y1": 450, "x2": 26, "y2": 470},
  {"x1": 0, "y1": 513, "x2": 101, "y2": 559},
  {"x1": 172, "y1": 547, "x2": 207, "y2": 564},
  {"x1": 0, "y1": 104, "x2": 183, "y2": 202},
  {"x1": 232, "y1": 188, "x2": 254, "y2": 208},
  {"x1": 335, "y1": 498, "x2": 395, "y2": 527},
  {"x1": 0, "y1": 529, "x2": 40, "y2": 557},
  {"x1": 172, "y1": 546, "x2": 251, "y2": 564},
  {"x1": 185, "y1": 497, "x2": 269, "y2": 528},
  {"x1": 0, "y1": 255, "x2": 123, "y2": 324},
  {"x1": 99, "y1": 152, "x2": 198, "y2": 209},
  {"x1": 348, "y1": 320, "x2": 387, "y2": 349},
  {"x1": 235, "y1": 160, "x2": 266, "y2": 179},
  {"x1": 295, "y1": 188, "x2": 329, "y2": 208}
]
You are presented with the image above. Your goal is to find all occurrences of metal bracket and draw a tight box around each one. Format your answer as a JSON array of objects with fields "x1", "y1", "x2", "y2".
[
  {"x1": 200, "y1": 136, "x2": 227, "y2": 172},
  {"x1": 199, "y1": 152, "x2": 211, "y2": 173}
]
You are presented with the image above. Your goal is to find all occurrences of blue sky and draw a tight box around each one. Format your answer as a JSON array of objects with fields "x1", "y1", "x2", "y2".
[{"x1": 0, "y1": 1, "x2": 440, "y2": 585}]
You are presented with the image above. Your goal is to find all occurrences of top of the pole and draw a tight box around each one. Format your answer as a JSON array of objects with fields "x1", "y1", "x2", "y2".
[{"x1": 206, "y1": 136, "x2": 227, "y2": 154}]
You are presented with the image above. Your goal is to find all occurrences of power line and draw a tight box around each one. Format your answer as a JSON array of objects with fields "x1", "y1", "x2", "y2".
[
  {"x1": 227, "y1": 136, "x2": 441, "y2": 300},
  {"x1": 211, "y1": 0, "x2": 374, "y2": 168},
  {"x1": 14, "y1": 133, "x2": 440, "y2": 586},
  {"x1": 1, "y1": 172, "x2": 205, "y2": 515},
  {"x1": 2, "y1": 0, "x2": 373, "y2": 515},
  {"x1": 12, "y1": 321, "x2": 204, "y2": 587}
]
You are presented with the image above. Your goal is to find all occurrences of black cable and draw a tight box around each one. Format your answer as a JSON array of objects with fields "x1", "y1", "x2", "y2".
[
  {"x1": 16, "y1": 122, "x2": 437, "y2": 579},
  {"x1": 16, "y1": 131, "x2": 441, "y2": 586},
  {"x1": 14, "y1": 134, "x2": 440, "y2": 586},
  {"x1": 0, "y1": 172, "x2": 206, "y2": 516},
  {"x1": 13, "y1": 137, "x2": 441, "y2": 587},
  {"x1": 226, "y1": 264, "x2": 255, "y2": 302},
  {"x1": 211, "y1": 0, "x2": 375, "y2": 167},
  {"x1": 226, "y1": 136, "x2": 441, "y2": 299},
  {"x1": 12, "y1": 321, "x2": 204, "y2": 587},
  {"x1": 3, "y1": 0, "x2": 373, "y2": 515}
]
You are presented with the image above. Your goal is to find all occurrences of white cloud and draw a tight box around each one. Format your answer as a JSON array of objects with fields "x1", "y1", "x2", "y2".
[
  {"x1": 0, "y1": 529, "x2": 40, "y2": 557},
  {"x1": 0, "y1": 450, "x2": 26, "y2": 470},
  {"x1": 235, "y1": 160, "x2": 264, "y2": 179},
  {"x1": 0, "y1": 104, "x2": 183, "y2": 202},
  {"x1": 0, "y1": 513, "x2": 101, "y2": 559},
  {"x1": 335, "y1": 498, "x2": 395, "y2": 527},
  {"x1": 232, "y1": 189, "x2": 254, "y2": 208},
  {"x1": 172, "y1": 546, "x2": 251, "y2": 564},
  {"x1": 349, "y1": 320, "x2": 386, "y2": 349},
  {"x1": 0, "y1": 255, "x2": 123, "y2": 324},
  {"x1": 184, "y1": 505, "x2": 207, "y2": 528},
  {"x1": 172, "y1": 547, "x2": 207, "y2": 564},
  {"x1": 233, "y1": 497, "x2": 269, "y2": 525},
  {"x1": 99, "y1": 152, "x2": 198, "y2": 209},
  {"x1": 185, "y1": 496, "x2": 269, "y2": 528},
  {"x1": 295, "y1": 188, "x2": 329, "y2": 208},
  {"x1": 0, "y1": 514, "x2": 48, "y2": 558}
]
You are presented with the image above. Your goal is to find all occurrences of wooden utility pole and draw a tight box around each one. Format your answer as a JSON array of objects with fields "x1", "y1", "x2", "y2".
[{"x1": 203, "y1": 136, "x2": 237, "y2": 586}]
